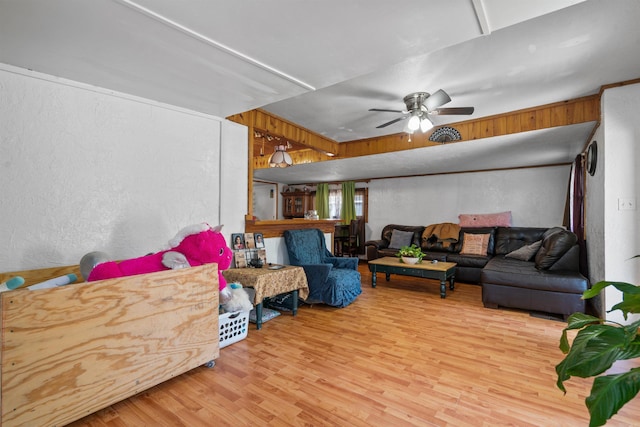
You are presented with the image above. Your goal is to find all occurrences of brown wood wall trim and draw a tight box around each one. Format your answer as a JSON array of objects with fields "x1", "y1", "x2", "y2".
[
  {"x1": 228, "y1": 94, "x2": 601, "y2": 169},
  {"x1": 339, "y1": 94, "x2": 600, "y2": 158}
]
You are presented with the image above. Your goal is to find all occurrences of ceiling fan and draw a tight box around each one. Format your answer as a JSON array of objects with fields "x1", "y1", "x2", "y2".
[{"x1": 369, "y1": 90, "x2": 474, "y2": 132}]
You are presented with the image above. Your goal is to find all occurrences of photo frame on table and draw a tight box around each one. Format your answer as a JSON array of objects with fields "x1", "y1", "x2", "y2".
[
  {"x1": 244, "y1": 233, "x2": 255, "y2": 249},
  {"x1": 257, "y1": 248, "x2": 267, "y2": 265},
  {"x1": 231, "y1": 233, "x2": 245, "y2": 250},
  {"x1": 234, "y1": 250, "x2": 247, "y2": 268},
  {"x1": 255, "y1": 233, "x2": 265, "y2": 248}
]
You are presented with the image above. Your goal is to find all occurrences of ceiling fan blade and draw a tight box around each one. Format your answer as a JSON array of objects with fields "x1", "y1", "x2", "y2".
[
  {"x1": 425, "y1": 89, "x2": 451, "y2": 111},
  {"x1": 376, "y1": 117, "x2": 406, "y2": 128},
  {"x1": 369, "y1": 108, "x2": 404, "y2": 113},
  {"x1": 431, "y1": 107, "x2": 475, "y2": 115}
]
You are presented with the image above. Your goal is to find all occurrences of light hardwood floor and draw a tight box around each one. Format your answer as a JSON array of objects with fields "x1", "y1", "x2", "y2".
[{"x1": 70, "y1": 263, "x2": 640, "y2": 426}]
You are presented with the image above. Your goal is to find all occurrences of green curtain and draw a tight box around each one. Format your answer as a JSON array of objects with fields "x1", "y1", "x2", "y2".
[
  {"x1": 315, "y1": 183, "x2": 329, "y2": 219},
  {"x1": 340, "y1": 181, "x2": 356, "y2": 223}
]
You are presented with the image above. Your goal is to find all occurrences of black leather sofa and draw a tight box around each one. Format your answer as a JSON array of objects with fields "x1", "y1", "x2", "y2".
[
  {"x1": 365, "y1": 224, "x2": 498, "y2": 283},
  {"x1": 365, "y1": 224, "x2": 589, "y2": 318}
]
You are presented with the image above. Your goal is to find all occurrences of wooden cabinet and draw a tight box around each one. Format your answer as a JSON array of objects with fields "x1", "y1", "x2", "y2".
[{"x1": 282, "y1": 191, "x2": 312, "y2": 218}]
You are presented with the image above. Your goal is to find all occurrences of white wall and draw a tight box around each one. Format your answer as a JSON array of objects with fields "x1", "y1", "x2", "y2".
[
  {"x1": 598, "y1": 83, "x2": 640, "y2": 323},
  {"x1": 0, "y1": 64, "x2": 247, "y2": 272},
  {"x1": 253, "y1": 181, "x2": 278, "y2": 220},
  {"x1": 220, "y1": 120, "x2": 249, "y2": 239},
  {"x1": 586, "y1": 124, "x2": 605, "y2": 315},
  {"x1": 366, "y1": 165, "x2": 571, "y2": 240}
]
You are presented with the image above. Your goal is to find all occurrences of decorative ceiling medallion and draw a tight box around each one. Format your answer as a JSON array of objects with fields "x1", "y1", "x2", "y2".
[{"x1": 429, "y1": 126, "x2": 461, "y2": 143}]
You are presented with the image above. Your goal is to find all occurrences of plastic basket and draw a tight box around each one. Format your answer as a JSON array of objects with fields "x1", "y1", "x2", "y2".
[{"x1": 219, "y1": 310, "x2": 249, "y2": 348}]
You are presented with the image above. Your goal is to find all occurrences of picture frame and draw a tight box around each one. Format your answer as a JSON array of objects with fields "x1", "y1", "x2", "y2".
[
  {"x1": 255, "y1": 233, "x2": 265, "y2": 248},
  {"x1": 233, "y1": 251, "x2": 247, "y2": 268},
  {"x1": 231, "y1": 233, "x2": 245, "y2": 250},
  {"x1": 244, "y1": 233, "x2": 255, "y2": 249},
  {"x1": 257, "y1": 248, "x2": 267, "y2": 265}
]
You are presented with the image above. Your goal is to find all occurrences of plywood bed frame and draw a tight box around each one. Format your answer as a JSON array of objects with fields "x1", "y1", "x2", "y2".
[{"x1": 0, "y1": 263, "x2": 220, "y2": 427}]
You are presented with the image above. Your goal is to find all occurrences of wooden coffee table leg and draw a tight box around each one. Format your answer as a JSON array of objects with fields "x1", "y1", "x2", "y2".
[
  {"x1": 440, "y1": 279, "x2": 446, "y2": 298},
  {"x1": 371, "y1": 269, "x2": 377, "y2": 288},
  {"x1": 449, "y1": 275, "x2": 455, "y2": 291}
]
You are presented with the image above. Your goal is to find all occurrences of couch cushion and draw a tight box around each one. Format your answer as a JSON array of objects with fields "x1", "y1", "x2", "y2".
[
  {"x1": 505, "y1": 240, "x2": 542, "y2": 261},
  {"x1": 389, "y1": 229, "x2": 415, "y2": 249},
  {"x1": 535, "y1": 230, "x2": 578, "y2": 270},
  {"x1": 482, "y1": 256, "x2": 587, "y2": 294},
  {"x1": 494, "y1": 227, "x2": 547, "y2": 256},
  {"x1": 284, "y1": 228, "x2": 324, "y2": 264},
  {"x1": 381, "y1": 225, "x2": 425, "y2": 248},
  {"x1": 447, "y1": 253, "x2": 491, "y2": 269},
  {"x1": 453, "y1": 227, "x2": 497, "y2": 255},
  {"x1": 460, "y1": 233, "x2": 491, "y2": 255}
]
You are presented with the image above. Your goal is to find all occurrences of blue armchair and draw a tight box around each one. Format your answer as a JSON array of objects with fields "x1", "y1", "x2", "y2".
[{"x1": 284, "y1": 228, "x2": 362, "y2": 308}]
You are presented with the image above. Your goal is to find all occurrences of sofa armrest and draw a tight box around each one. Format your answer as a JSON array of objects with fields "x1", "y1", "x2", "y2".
[
  {"x1": 549, "y1": 245, "x2": 580, "y2": 272},
  {"x1": 326, "y1": 257, "x2": 359, "y2": 270},
  {"x1": 300, "y1": 263, "x2": 332, "y2": 287},
  {"x1": 365, "y1": 239, "x2": 388, "y2": 261},
  {"x1": 365, "y1": 239, "x2": 388, "y2": 249}
]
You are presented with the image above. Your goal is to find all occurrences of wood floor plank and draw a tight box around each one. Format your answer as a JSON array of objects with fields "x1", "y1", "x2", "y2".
[{"x1": 68, "y1": 263, "x2": 640, "y2": 426}]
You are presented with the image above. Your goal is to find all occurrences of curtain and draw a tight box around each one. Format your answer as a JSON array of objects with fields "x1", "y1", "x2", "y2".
[
  {"x1": 569, "y1": 154, "x2": 588, "y2": 277},
  {"x1": 315, "y1": 183, "x2": 329, "y2": 219},
  {"x1": 340, "y1": 181, "x2": 356, "y2": 223}
]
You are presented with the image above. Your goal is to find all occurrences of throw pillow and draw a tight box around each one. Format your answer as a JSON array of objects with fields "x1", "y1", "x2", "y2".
[
  {"x1": 459, "y1": 233, "x2": 491, "y2": 256},
  {"x1": 389, "y1": 229, "x2": 415, "y2": 249},
  {"x1": 505, "y1": 240, "x2": 542, "y2": 261},
  {"x1": 458, "y1": 211, "x2": 512, "y2": 227},
  {"x1": 535, "y1": 230, "x2": 578, "y2": 270}
]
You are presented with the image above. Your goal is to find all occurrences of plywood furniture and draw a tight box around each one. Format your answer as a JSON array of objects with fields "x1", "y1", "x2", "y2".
[
  {"x1": 0, "y1": 264, "x2": 219, "y2": 427},
  {"x1": 368, "y1": 257, "x2": 457, "y2": 298},
  {"x1": 222, "y1": 265, "x2": 309, "y2": 330}
]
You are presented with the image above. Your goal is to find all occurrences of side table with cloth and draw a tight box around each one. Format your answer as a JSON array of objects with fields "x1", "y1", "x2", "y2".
[{"x1": 222, "y1": 266, "x2": 309, "y2": 329}]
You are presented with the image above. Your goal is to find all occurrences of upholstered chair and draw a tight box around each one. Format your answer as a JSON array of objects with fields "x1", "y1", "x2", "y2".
[{"x1": 283, "y1": 228, "x2": 362, "y2": 308}]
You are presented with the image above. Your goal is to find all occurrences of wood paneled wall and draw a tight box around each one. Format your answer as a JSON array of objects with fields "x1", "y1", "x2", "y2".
[
  {"x1": 227, "y1": 95, "x2": 600, "y2": 170},
  {"x1": 340, "y1": 95, "x2": 600, "y2": 158}
]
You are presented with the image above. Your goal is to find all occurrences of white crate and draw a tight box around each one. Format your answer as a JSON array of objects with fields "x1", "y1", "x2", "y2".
[{"x1": 219, "y1": 310, "x2": 249, "y2": 348}]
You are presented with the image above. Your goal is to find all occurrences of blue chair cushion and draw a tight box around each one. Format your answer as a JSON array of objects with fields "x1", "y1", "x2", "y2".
[{"x1": 284, "y1": 228, "x2": 362, "y2": 308}]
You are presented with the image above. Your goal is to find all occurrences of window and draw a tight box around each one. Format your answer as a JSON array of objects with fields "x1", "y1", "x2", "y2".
[{"x1": 327, "y1": 187, "x2": 368, "y2": 221}]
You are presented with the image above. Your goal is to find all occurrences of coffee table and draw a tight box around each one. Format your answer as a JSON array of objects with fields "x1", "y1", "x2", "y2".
[{"x1": 367, "y1": 257, "x2": 457, "y2": 298}]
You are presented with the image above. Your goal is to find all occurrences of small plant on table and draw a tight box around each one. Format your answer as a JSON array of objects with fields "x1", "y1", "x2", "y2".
[{"x1": 396, "y1": 244, "x2": 424, "y2": 264}]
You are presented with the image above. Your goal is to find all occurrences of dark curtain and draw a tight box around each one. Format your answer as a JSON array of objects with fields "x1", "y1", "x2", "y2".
[{"x1": 569, "y1": 154, "x2": 588, "y2": 277}]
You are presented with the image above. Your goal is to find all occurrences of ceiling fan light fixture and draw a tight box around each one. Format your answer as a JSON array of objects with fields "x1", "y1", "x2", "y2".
[
  {"x1": 420, "y1": 117, "x2": 433, "y2": 132},
  {"x1": 407, "y1": 114, "x2": 421, "y2": 131},
  {"x1": 268, "y1": 145, "x2": 293, "y2": 168}
]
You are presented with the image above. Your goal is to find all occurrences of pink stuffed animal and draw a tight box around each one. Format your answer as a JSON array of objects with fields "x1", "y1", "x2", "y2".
[{"x1": 86, "y1": 223, "x2": 233, "y2": 301}]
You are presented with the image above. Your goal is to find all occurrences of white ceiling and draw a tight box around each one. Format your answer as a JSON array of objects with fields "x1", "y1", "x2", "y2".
[{"x1": 1, "y1": 0, "x2": 639, "y2": 184}]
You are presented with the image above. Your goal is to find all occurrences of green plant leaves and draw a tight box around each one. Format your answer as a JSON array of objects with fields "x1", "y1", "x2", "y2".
[
  {"x1": 556, "y1": 325, "x2": 628, "y2": 392},
  {"x1": 585, "y1": 368, "x2": 640, "y2": 427},
  {"x1": 557, "y1": 260, "x2": 640, "y2": 425},
  {"x1": 396, "y1": 244, "x2": 424, "y2": 260},
  {"x1": 559, "y1": 313, "x2": 601, "y2": 353},
  {"x1": 583, "y1": 281, "x2": 640, "y2": 319}
]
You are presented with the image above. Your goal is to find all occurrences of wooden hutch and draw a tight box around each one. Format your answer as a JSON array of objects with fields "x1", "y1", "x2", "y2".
[{"x1": 282, "y1": 190, "x2": 313, "y2": 218}]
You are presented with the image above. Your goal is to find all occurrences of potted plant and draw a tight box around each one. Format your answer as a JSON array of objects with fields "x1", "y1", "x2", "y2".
[
  {"x1": 396, "y1": 244, "x2": 424, "y2": 264},
  {"x1": 556, "y1": 256, "x2": 640, "y2": 427}
]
